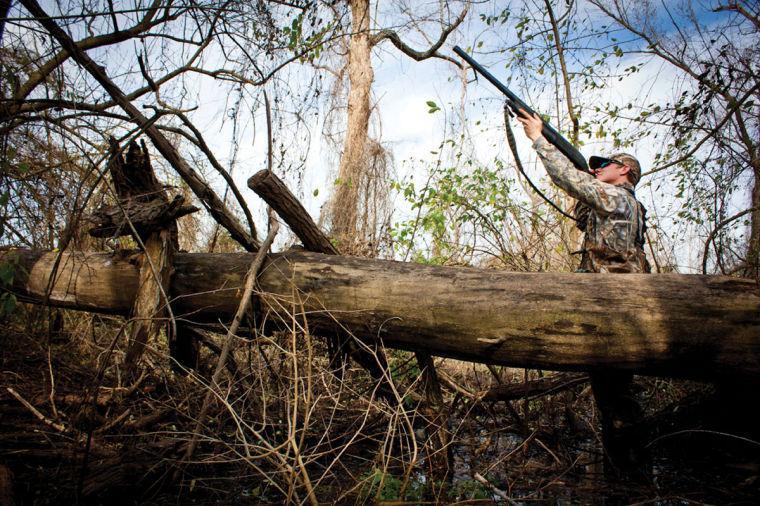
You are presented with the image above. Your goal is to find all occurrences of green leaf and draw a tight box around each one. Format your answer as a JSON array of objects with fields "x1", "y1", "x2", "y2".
[{"x1": 312, "y1": 188, "x2": 319, "y2": 197}]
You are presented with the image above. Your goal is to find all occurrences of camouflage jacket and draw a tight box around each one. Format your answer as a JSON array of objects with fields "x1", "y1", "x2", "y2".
[{"x1": 533, "y1": 137, "x2": 650, "y2": 273}]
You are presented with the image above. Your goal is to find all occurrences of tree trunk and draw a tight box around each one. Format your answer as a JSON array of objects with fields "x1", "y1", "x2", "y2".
[
  {"x1": 329, "y1": 0, "x2": 374, "y2": 248},
  {"x1": 748, "y1": 164, "x2": 760, "y2": 279},
  {"x1": 6, "y1": 248, "x2": 760, "y2": 381},
  {"x1": 122, "y1": 229, "x2": 174, "y2": 373},
  {"x1": 92, "y1": 139, "x2": 180, "y2": 375}
]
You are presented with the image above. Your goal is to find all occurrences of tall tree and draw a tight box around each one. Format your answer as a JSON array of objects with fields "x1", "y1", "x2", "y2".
[{"x1": 326, "y1": 0, "x2": 467, "y2": 254}]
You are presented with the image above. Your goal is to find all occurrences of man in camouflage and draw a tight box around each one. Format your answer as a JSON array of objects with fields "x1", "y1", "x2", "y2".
[{"x1": 516, "y1": 109, "x2": 649, "y2": 472}]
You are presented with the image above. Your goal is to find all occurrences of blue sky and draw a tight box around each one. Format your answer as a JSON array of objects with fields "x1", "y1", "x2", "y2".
[{"x1": 5, "y1": 0, "x2": 756, "y2": 269}]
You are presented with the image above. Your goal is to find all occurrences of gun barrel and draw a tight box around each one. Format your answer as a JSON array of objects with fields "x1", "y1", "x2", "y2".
[{"x1": 453, "y1": 46, "x2": 589, "y2": 172}]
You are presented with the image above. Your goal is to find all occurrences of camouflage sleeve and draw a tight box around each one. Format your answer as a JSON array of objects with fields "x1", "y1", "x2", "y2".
[{"x1": 532, "y1": 137, "x2": 621, "y2": 215}]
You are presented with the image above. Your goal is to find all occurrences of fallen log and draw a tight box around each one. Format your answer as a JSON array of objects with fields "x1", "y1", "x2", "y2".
[{"x1": 3, "y1": 248, "x2": 760, "y2": 380}]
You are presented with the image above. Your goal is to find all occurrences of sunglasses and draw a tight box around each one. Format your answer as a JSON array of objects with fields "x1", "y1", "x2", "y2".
[
  {"x1": 589, "y1": 156, "x2": 624, "y2": 170},
  {"x1": 597, "y1": 159, "x2": 623, "y2": 169}
]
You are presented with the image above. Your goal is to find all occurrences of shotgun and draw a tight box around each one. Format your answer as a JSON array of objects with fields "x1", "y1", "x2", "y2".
[{"x1": 453, "y1": 45, "x2": 589, "y2": 173}]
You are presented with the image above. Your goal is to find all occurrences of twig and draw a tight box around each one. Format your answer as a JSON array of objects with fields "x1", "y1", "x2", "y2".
[
  {"x1": 95, "y1": 408, "x2": 131, "y2": 434},
  {"x1": 482, "y1": 429, "x2": 538, "y2": 475},
  {"x1": 701, "y1": 206, "x2": 759, "y2": 274},
  {"x1": 6, "y1": 387, "x2": 66, "y2": 432},
  {"x1": 646, "y1": 429, "x2": 760, "y2": 449},
  {"x1": 47, "y1": 343, "x2": 58, "y2": 418},
  {"x1": 263, "y1": 89, "x2": 273, "y2": 172},
  {"x1": 472, "y1": 472, "x2": 518, "y2": 505},
  {"x1": 180, "y1": 212, "x2": 279, "y2": 465},
  {"x1": 535, "y1": 437, "x2": 562, "y2": 465}
]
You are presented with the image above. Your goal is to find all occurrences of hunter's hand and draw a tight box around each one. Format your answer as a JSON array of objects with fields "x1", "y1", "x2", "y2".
[{"x1": 516, "y1": 109, "x2": 544, "y2": 142}]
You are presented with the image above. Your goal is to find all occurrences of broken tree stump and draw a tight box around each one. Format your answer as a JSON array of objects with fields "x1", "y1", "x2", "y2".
[
  {"x1": 415, "y1": 352, "x2": 452, "y2": 485},
  {"x1": 248, "y1": 169, "x2": 338, "y2": 254},
  {"x1": 90, "y1": 139, "x2": 198, "y2": 374}
]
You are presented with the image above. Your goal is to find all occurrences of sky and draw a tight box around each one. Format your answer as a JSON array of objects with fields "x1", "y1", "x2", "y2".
[
  {"x1": 151, "y1": 0, "x2": 733, "y2": 271},
  {"x1": 185, "y1": 2, "x2": 691, "y2": 263},
  {"x1": 5, "y1": 0, "x2": 755, "y2": 271}
]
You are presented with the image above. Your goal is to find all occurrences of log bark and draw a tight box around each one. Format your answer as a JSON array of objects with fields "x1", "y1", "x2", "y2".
[
  {"x1": 4, "y1": 248, "x2": 760, "y2": 381},
  {"x1": 87, "y1": 195, "x2": 198, "y2": 239}
]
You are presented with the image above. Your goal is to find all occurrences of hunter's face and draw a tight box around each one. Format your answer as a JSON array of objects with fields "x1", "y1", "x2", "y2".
[{"x1": 593, "y1": 161, "x2": 625, "y2": 184}]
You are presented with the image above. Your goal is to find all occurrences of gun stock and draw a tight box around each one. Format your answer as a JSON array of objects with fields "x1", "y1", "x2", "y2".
[{"x1": 453, "y1": 45, "x2": 589, "y2": 173}]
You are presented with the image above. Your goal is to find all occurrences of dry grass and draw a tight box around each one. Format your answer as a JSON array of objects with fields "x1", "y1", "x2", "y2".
[{"x1": 0, "y1": 303, "x2": 757, "y2": 504}]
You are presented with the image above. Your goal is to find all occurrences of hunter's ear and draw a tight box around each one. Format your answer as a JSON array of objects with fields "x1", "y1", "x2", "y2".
[{"x1": 619, "y1": 164, "x2": 631, "y2": 176}]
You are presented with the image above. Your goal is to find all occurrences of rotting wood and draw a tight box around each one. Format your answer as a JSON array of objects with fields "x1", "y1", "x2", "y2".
[
  {"x1": 4, "y1": 248, "x2": 760, "y2": 381},
  {"x1": 95, "y1": 140, "x2": 179, "y2": 375},
  {"x1": 87, "y1": 195, "x2": 198, "y2": 239},
  {"x1": 122, "y1": 227, "x2": 173, "y2": 373},
  {"x1": 248, "y1": 170, "x2": 338, "y2": 254}
]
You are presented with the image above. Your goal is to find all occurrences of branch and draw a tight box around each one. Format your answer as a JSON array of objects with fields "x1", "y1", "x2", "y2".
[
  {"x1": 20, "y1": 0, "x2": 260, "y2": 251},
  {"x1": 1, "y1": 5, "x2": 218, "y2": 121},
  {"x1": 544, "y1": 0, "x2": 579, "y2": 145},
  {"x1": 588, "y1": 0, "x2": 742, "y2": 103},
  {"x1": 643, "y1": 81, "x2": 760, "y2": 177},
  {"x1": 7, "y1": 387, "x2": 67, "y2": 432},
  {"x1": 702, "y1": 206, "x2": 760, "y2": 274},
  {"x1": 144, "y1": 106, "x2": 257, "y2": 240},
  {"x1": 370, "y1": 6, "x2": 468, "y2": 67},
  {"x1": 13, "y1": 0, "x2": 169, "y2": 101},
  {"x1": 714, "y1": 2, "x2": 760, "y2": 31}
]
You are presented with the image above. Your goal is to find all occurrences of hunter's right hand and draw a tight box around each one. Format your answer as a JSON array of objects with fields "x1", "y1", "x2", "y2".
[{"x1": 516, "y1": 109, "x2": 543, "y2": 142}]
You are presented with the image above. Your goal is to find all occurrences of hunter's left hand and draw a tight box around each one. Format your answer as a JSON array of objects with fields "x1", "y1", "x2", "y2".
[{"x1": 516, "y1": 109, "x2": 543, "y2": 142}]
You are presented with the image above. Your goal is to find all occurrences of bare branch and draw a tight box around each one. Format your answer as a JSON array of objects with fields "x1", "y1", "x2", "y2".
[
  {"x1": 19, "y1": 0, "x2": 260, "y2": 251},
  {"x1": 369, "y1": 5, "x2": 468, "y2": 67}
]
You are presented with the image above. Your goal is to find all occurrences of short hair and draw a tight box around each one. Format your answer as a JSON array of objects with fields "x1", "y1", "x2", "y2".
[{"x1": 611, "y1": 152, "x2": 641, "y2": 187}]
